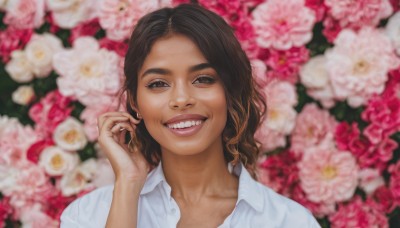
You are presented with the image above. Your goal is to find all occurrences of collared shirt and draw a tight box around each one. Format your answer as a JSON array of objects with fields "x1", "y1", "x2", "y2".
[{"x1": 60, "y1": 163, "x2": 320, "y2": 228}]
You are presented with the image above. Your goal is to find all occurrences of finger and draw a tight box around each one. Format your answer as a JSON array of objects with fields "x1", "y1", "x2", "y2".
[
  {"x1": 100, "y1": 116, "x2": 131, "y2": 135},
  {"x1": 98, "y1": 112, "x2": 140, "y2": 129}
]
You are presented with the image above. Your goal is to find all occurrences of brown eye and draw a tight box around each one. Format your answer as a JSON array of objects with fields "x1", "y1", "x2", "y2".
[
  {"x1": 146, "y1": 80, "x2": 169, "y2": 89},
  {"x1": 193, "y1": 76, "x2": 216, "y2": 84}
]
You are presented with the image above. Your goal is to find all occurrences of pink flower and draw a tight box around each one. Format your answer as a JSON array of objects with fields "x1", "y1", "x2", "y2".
[
  {"x1": 3, "y1": 0, "x2": 45, "y2": 29},
  {"x1": 257, "y1": 151, "x2": 300, "y2": 195},
  {"x1": 26, "y1": 139, "x2": 54, "y2": 164},
  {"x1": 252, "y1": 0, "x2": 316, "y2": 50},
  {"x1": 322, "y1": 17, "x2": 342, "y2": 43},
  {"x1": 325, "y1": 27, "x2": 400, "y2": 107},
  {"x1": 99, "y1": 38, "x2": 129, "y2": 57},
  {"x1": 291, "y1": 185, "x2": 336, "y2": 218},
  {"x1": 42, "y1": 191, "x2": 75, "y2": 220},
  {"x1": 251, "y1": 59, "x2": 268, "y2": 88},
  {"x1": 99, "y1": 0, "x2": 169, "y2": 41},
  {"x1": 266, "y1": 46, "x2": 310, "y2": 83},
  {"x1": 0, "y1": 197, "x2": 13, "y2": 227},
  {"x1": 334, "y1": 122, "x2": 360, "y2": 151},
  {"x1": 329, "y1": 197, "x2": 388, "y2": 228},
  {"x1": 254, "y1": 127, "x2": 287, "y2": 152},
  {"x1": 358, "y1": 168, "x2": 385, "y2": 195},
  {"x1": 53, "y1": 37, "x2": 122, "y2": 107},
  {"x1": 19, "y1": 204, "x2": 59, "y2": 228},
  {"x1": 291, "y1": 103, "x2": 337, "y2": 154},
  {"x1": 198, "y1": 0, "x2": 243, "y2": 18},
  {"x1": 29, "y1": 90, "x2": 73, "y2": 138},
  {"x1": 232, "y1": 17, "x2": 260, "y2": 59},
  {"x1": 325, "y1": 0, "x2": 393, "y2": 29},
  {"x1": 305, "y1": 0, "x2": 327, "y2": 22},
  {"x1": 0, "y1": 27, "x2": 32, "y2": 63},
  {"x1": 388, "y1": 161, "x2": 400, "y2": 206},
  {"x1": 69, "y1": 18, "x2": 101, "y2": 44},
  {"x1": 298, "y1": 144, "x2": 359, "y2": 204},
  {"x1": 372, "y1": 186, "x2": 396, "y2": 213}
]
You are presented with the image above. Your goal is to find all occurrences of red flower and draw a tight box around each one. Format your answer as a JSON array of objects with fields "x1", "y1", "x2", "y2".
[
  {"x1": 26, "y1": 139, "x2": 54, "y2": 164},
  {"x1": 0, "y1": 27, "x2": 32, "y2": 63},
  {"x1": 335, "y1": 122, "x2": 360, "y2": 151}
]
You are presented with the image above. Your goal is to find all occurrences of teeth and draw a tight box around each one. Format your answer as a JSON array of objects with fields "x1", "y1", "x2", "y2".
[{"x1": 167, "y1": 120, "x2": 203, "y2": 129}]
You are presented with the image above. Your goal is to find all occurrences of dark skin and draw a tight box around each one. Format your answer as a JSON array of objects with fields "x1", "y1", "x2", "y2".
[{"x1": 102, "y1": 34, "x2": 238, "y2": 227}]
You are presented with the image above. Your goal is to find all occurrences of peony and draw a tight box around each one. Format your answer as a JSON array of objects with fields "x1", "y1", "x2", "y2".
[
  {"x1": 53, "y1": 117, "x2": 88, "y2": 151},
  {"x1": 24, "y1": 33, "x2": 63, "y2": 78},
  {"x1": 0, "y1": 27, "x2": 32, "y2": 63},
  {"x1": 251, "y1": 59, "x2": 268, "y2": 87},
  {"x1": 329, "y1": 197, "x2": 388, "y2": 228},
  {"x1": 47, "y1": 0, "x2": 98, "y2": 29},
  {"x1": 19, "y1": 204, "x2": 59, "y2": 228},
  {"x1": 291, "y1": 103, "x2": 337, "y2": 154},
  {"x1": 386, "y1": 11, "x2": 400, "y2": 56},
  {"x1": 298, "y1": 144, "x2": 359, "y2": 204},
  {"x1": 99, "y1": 0, "x2": 170, "y2": 41},
  {"x1": 3, "y1": 0, "x2": 45, "y2": 29},
  {"x1": 325, "y1": 27, "x2": 400, "y2": 107},
  {"x1": 266, "y1": 46, "x2": 310, "y2": 83},
  {"x1": 53, "y1": 36, "x2": 122, "y2": 106},
  {"x1": 252, "y1": 0, "x2": 316, "y2": 50},
  {"x1": 11, "y1": 85, "x2": 35, "y2": 105},
  {"x1": 300, "y1": 55, "x2": 329, "y2": 89},
  {"x1": 325, "y1": 0, "x2": 393, "y2": 29},
  {"x1": 5, "y1": 50, "x2": 34, "y2": 83},
  {"x1": 39, "y1": 146, "x2": 80, "y2": 176}
]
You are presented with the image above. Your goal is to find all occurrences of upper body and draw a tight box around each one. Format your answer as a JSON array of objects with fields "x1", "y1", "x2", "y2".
[
  {"x1": 83, "y1": 3, "x2": 320, "y2": 228},
  {"x1": 60, "y1": 162, "x2": 320, "y2": 228}
]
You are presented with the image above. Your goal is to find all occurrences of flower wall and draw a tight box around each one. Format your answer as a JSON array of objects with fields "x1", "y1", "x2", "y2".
[{"x1": 0, "y1": 0, "x2": 399, "y2": 227}]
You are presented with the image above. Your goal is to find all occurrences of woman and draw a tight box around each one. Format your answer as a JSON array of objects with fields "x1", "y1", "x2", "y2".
[{"x1": 60, "y1": 4, "x2": 320, "y2": 228}]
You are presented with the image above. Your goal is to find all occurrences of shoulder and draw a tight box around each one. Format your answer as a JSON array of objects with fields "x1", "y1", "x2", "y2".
[
  {"x1": 60, "y1": 185, "x2": 114, "y2": 228},
  {"x1": 253, "y1": 182, "x2": 320, "y2": 227}
]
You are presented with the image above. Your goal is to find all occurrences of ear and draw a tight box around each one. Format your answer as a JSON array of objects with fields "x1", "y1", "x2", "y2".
[{"x1": 127, "y1": 92, "x2": 140, "y2": 114}]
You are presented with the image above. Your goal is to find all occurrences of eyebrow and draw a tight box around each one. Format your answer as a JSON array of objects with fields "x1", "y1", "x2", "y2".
[{"x1": 141, "y1": 63, "x2": 213, "y2": 78}]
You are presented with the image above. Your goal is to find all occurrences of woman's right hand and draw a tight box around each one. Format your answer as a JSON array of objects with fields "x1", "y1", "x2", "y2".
[{"x1": 97, "y1": 111, "x2": 149, "y2": 187}]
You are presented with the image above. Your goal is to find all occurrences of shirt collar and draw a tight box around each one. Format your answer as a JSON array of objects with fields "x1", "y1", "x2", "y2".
[{"x1": 140, "y1": 161, "x2": 264, "y2": 212}]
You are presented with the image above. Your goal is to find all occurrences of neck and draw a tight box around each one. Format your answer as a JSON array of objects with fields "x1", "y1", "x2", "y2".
[{"x1": 161, "y1": 143, "x2": 238, "y2": 203}]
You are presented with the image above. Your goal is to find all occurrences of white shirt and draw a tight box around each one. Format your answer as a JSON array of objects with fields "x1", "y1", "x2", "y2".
[{"x1": 60, "y1": 163, "x2": 320, "y2": 228}]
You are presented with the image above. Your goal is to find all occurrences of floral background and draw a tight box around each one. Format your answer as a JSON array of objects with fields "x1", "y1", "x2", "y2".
[{"x1": 0, "y1": 0, "x2": 399, "y2": 227}]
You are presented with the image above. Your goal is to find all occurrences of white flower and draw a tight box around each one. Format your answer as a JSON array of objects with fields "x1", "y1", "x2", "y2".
[
  {"x1": 265, "y1": 106, "x2": 297, "y2": 134},
  {"x1": 39, "y1": 146, "x2": 79, "y2": 176},
  {"x1": 0, "y1": 165, "x2": 19, "y2": 195},
  {"x1": 60, "y1": 159, "x2": 97, "y2": 196},
  {"x1": 11, "y1": 85, "x2": 35, "y2": 105},
  {"x1": 386, "y1": 11, "x2": 400, "y2": 56},
  {"x1": 53, "y1": 117, "x2": 88, "y2": 151},
  {"x1": 25, "y1": 33, "x2": 63, "y2": 77},
  {"x1": 5, "y1": 50, "x2": 34, "y2": 83},
  {"x1": 300, "y1": 55, "x2": 329, "y2": 88},
  {"x1": 47, "y1": 0, "x2": 98, "y2": 29}
]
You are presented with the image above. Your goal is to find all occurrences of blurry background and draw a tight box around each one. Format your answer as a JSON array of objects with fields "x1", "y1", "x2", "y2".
[{"x1": 0, "y1": 0, "x2": 399, "y2": 227}]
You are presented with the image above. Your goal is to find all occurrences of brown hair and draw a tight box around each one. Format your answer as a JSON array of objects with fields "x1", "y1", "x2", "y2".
[{"x1": 123, "y1": 4, "x2": 266, "y2": 175}]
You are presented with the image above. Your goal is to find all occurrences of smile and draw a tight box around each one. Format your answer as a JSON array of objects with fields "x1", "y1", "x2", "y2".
[
  {"x1": 167, "y1": 120, "x2": 203, "y2": 129},
  {"x1": 163, "y1": 114, "x2": 207, "y2": 137}
]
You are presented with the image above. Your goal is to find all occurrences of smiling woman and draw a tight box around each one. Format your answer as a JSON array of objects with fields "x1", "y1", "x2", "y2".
[{"x1": 60, "y1": 3, "x2": 320, "y2": 228}]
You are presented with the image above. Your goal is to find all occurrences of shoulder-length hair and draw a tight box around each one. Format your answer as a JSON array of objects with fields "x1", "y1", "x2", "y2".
[{"x1": 123, "y1": 3, "x2": 266, "y2": 175}]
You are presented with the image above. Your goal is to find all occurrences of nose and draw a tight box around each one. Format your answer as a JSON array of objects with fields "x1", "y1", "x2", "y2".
[{"x1": 168, "y1": 83, "x2": 196, "y2": 110}]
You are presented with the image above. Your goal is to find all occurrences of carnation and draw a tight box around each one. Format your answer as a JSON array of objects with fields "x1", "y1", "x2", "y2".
[
  {"x1": 53, "y1": 117, "x2": 88, "y2": 151},
  {"x1": 53, "y1": 36, "x2": 122, "y2": 106},
  {"x1": 325, "y1": 0, "x2": 393, "y2": 29},
  {"x1": 252, "y1": 0, "x2": 316, "y2": 50},
  {"x1": 99, "y1": 0, "x2": 170, "y2": 41},
  {"x1": 298, "y1": 144, "x2": 359, "y2": 204},
  {"x1": 325, "y1": 27, "x2": 400, "y2": 107},
  {"x1": 3, "y1": 0, "x2": 45, "y2": 29},
  {"x1": 291, "y1": 103, "x2": 337, "y2": 154},
  {"x1": 329, "y1": 197, "x2": 388, "y2": 228}
]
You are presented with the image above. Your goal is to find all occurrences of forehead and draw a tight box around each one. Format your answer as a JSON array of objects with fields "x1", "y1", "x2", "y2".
[{"x1": 140, "y1": 34, "x2": 208, "y2": 71}]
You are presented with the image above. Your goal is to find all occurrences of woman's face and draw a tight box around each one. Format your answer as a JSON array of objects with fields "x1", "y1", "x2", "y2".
[{"x1": 136, "y1": 34, "x2": 227, "y2": 156}]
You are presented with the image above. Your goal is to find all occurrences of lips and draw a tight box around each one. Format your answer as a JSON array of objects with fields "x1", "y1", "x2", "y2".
[{"x1": 164, "y1": 114, "x2": 207, "y2": 137}]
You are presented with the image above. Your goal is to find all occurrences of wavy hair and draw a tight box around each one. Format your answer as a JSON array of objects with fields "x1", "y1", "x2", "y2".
[{"x1": 123, "y1": 4, "x2": 266, "y2": 176}]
